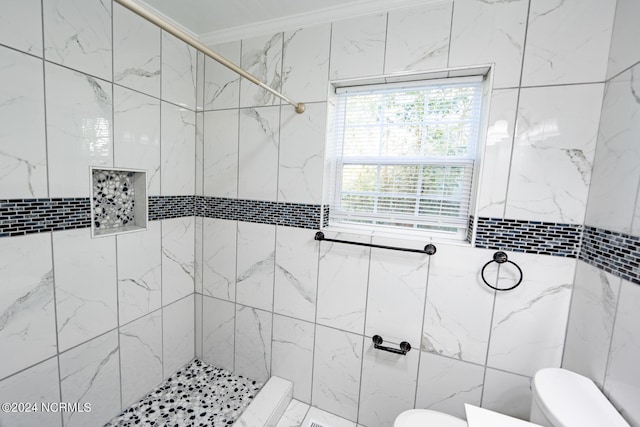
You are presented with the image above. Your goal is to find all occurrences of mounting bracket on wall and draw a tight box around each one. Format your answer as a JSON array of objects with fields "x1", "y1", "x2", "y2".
[{"x1": 480, "y1": 251, "x2": 523, "y2": 291}]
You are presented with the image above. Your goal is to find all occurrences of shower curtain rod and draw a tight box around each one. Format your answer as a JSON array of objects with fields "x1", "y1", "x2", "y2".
[{"x1": 114, "y1": 0, "x2": 306, "y2": 114}]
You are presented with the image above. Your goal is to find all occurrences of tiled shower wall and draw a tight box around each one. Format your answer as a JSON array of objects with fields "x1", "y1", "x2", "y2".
[
  {"x1": 0, "y1": 1, "x2": 196, "y2": 426},
  {"x1": 195, "y1": 1, "x2": 619, "y2": 426},
  {"x1": 563, "y1": 0, "x2": 640, "y2": 425}
]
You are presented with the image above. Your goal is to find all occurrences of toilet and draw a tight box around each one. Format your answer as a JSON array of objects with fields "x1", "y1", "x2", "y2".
[{"x1": 394, "y1": 368, "x2": 630, "y2": 427}]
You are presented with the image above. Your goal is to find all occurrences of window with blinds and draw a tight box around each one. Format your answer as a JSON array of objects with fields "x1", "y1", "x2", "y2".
[{"x1": 327, "y1": 76, "x2": 484, "y2": 239}]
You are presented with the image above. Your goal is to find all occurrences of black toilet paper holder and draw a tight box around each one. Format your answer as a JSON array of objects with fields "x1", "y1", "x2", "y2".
[{"x1": 372, "y1": 335, "x2": 411, "y2": 356}]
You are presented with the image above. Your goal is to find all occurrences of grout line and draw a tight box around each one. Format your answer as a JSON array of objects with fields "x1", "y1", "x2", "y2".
[
  {"x1": 309, "y1": 233, "x2": 323, "y2": 406},
  {"x1": 355, "y1": 237, "x2": 373, "y2": 426},
  {"x1": 479, "y1": 264, "x2": 500, "y2": 408},
  {"x1": 413, "y1": 253, "x2": 433, "y2": 408},
  {"x1": 446, "y1": 1, "x2": 454, "y2": 68},
  {"x1": 381, "y1": 12, "x2": 390, "y2": 74},
  {"x1": 601, "y1": 277, "x2": 624, "y2": 392}
]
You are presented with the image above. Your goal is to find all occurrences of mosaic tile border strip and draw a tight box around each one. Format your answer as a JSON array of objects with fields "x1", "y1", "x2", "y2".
[
  {"x1": 148, "y1": 195, "x2": 195, "y2": 220},
  {"x1": 0, "y1": 198, "x2": 91, "y2": 237},
  {"x1": 580, "y1": 226, "x2": 640, "y2": 285}
]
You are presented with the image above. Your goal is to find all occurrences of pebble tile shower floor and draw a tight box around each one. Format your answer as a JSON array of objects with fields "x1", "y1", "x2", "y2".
[{"x1": 105, "y1": 360, "x2": 262, "y2": 426}]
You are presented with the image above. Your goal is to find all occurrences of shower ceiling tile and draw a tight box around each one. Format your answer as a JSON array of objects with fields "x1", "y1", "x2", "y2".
[
  {"x1": 161, "y1": 101, "x2": 196, "y2": 196},
  {"x1": 240, "y1": 32, "x2": 283, "y2": 108},
  {"x1": 161, "y1": 31, "x2": 197, "y2": 110},
  {"x1": 161, "y1": 217, "x2": 195, "y2": 305}
]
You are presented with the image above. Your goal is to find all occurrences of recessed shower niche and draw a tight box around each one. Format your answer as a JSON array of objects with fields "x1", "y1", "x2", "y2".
[{"x1": 90, "y1": 167, "x2": 147, "y2": 238}]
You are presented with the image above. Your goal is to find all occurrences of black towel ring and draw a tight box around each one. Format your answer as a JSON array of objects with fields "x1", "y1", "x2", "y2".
[{"x1": 481, "y1": 251, "x2": 523, "y2": 291}]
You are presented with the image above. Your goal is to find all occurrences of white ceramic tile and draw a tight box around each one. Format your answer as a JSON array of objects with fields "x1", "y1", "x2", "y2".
[
  {"x1": 385, "y1": 2, "x2": 452, "y2": 74},
  {"x1": 272, "y1": 315, "x2": 314, "y2": 402},
  {"x1": 194, "y1": 216, "x2": 203, "y2": 294},
  {"x1": 161, "y1": 31, "x2": 196, "y2": 110},
  {"x1": 487, "y1": 253, "x2": 575, "y2": 377},
  {"x1": 202, "y1": 296, "x2": 235, "y2": 372},
  {"x1": 604, "y1": 280, "x2": 640, "y2": 426},
  {"x1": 0, "y1": 0, "x2": 43, "y2": 56},
  {"x1": 274, "y1": 226, "x2": 319, "y2": 322},
  {"x1": 204, "y1": 41, "x2": 241, "y2": 110},
  {"x1": 161, "y1": 217, "x2": 195, "y2": 305},
  {"x1": 563, "y1": 261, "x2": 621, "y2": 387},
  {"x1": 312, "y1": 325, "x2": 363, "y2": 421},
  {"x1": 162, "y1": 295, "x2": 195, "y2": 378},
  {"x1": 195, "y1": 112, "x2": 204, "y2": 196},
  {"x1": 113, "y1": 85, "x2": 161, "y2": 195},
  {"x1": 476, "y1": 89, "x2": 519, "y2": 218},
  {"x1": 365, "y1": 246, "x2": 429, "y2": 346},
  {"x1": 117, "y1": 223, "x2": 161, "y2": 325},
  {"x1": 481, "y1": 369, "x2": 532, "y2": 421},
  {"x1": 202, "y1": 218, "x2": 237, "y2": 301},
  {"x1": 423, "y1": 244, "x2": 496, "y2": 365},
  {"x1": 316, "y1": 232, "x2": 371, "y2": 334},
  {"x1": 358, "y1": 340, "x2": 420, "y2": 427},
  {"x1": 45, "y1": 62, "x2": 113, "y2": 197},
  {"x1": 585, "y1": 66, "x2": 640, "y2": 233},
  {"x1": 276, "y1": 399, "x2": 310, "y2": 427},
  {"x1": 113, "y1": 3, "x2": 160, "y2": 98},
  {"x1": 278, "y1": 102, "x2": 326, "y2": 204},
  {"x1": 234, "y1": 376, "x2": 293, "y2": 427},
  {"x1": 449, "y1": 0, "x2": 527, "y2": 89},
  {"x1": 0, "y1": 357, "x2": 61, "y2": 427},
  {"x1": 302, "y1": 407, "x2": 357, "y2": 427},
  {"x1": 53, "y1": 228, "x2": 117, "y2": 352},
  {"x1": 161, "y1": 102, "x2": 195, "y2": 196},
  {"x1": 43, "y1": 0, "x2": 111, "y2": 80},
  {"x1": 240, "y1": 33, "x2": 283, "y2": 108},
  {"x1": 330, "y1": 14, "x2": 386, "y2": 80},
  {"x1": 196, "y1": 51, "x2": 205, "y2": 112},
  {"x1": 521, "y1": 0, "x2": 615, "y2": 86},
  {"x1": 505, "y1": 84, "x2": 604, "y2": 224},
  {"x1": 235, "y1": 304, "x2": 272, "y2": 383},
  {"x1": 119, "y1": 310, "x2": 163, "y2": 408},
  {"x1": 59, "y1": 330, "x2": 121, "y2": 427},
  {"x1": 607, "y1": 0, "x2": 640, "y2": 79},
  {"x1": 238, "y1": 106, "x2": 280, "y2": 201},
  {"x1": 282, "y1": 24, "x2": 331, "y2": 103},
  {"x1": 236, "y1": 221, "x2": 275, "y2": 311},
  {"x1": 416, "y1": 352, "x2": 484, "y2": 419},
  {"x1": 195, "y1": 293, "x2": 203, "y2": 360},
  {"x1": 203, "y1": 109, "x2": 239, "y2": 198},
  {"x1": 0, "y1": 234, "x2": 56, "y2": 380}
]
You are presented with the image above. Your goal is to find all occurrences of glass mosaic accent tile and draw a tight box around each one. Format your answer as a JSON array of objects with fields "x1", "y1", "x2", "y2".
[{"x1": 92, "y1": 169, "x2": 136, "y2": 230}]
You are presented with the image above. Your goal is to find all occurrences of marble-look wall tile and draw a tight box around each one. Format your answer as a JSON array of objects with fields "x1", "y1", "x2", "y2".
[
  {"x1": 240, "y1": 33, "x2": 283, "y2": 108},
  {"x1": 202, "y1": 296, "x2": 235, "y2": 372},
  {"x1": 204, "y1": 41, "x2": 241, "y2": 110},
  {"x1": 274, "y1": 226, "x2": 319, "y2": 322},
  {"x1": 316, "y1": 232, "x2": 370, "y2": 335},
  {"x1": 113, "y1": 85, "x2": 161, "y2": 195},
  {"x1": 449, "y1": 0, "x2": 527, "y2": 89},
  {"x1": 481, "y1": 368, "x2": 532, "y2": 420},
  {"x1": 0, "y1": 47, "x2": 47, "y2": 199},
  {"x1": 194, "y1": 216, "x2": 203, "y2": 294},
  {"x1": 303, "y1": 407, "x2": 357, "y2": 427},
  {"x1": 59, "y1": 330, "x2": 120, "y2": 427},
  {"x1": 0, "y1": 0, "x2": 43, "y2": 56},
  {"x1": 505, "y1": 84, "x2": 603, "y2": 224},
  {"x1": 312, "y1": 325, "x2": 363, "y2": 421},
  {"x1": 113, "y1": 3, "x2": 160, "y2": 98},
  {"x1": 235, "y1": 304, "x2": 272, "y2": 383},
  {"x1": 119, "y1": 310, "x2": 163, "y2": 408},
  {"x1": 117, "y1": 222, "x2": 162, "y2": 325},
  {"x1": 162, "y1": 295, "x2": 195, "y2": 378},
  {"x1": 607, "y1": 0, "x2": 640, "y2": 80},
  {"x1": 43, "y1": 0, "x2": 111, "y2": 80},
  {"x1": 522, "y1": 0, "x2": 615, "y2": 86},
  {"x1": 0, "y1": 357, "x2": 61, "y2": 427},
  {"x1": 563, "y1": 261, "x2": 621, "y2": 387},
  {"x1": 196, "y1": 51, "x2": 205, "y2": 112},
  {"x1": 53, "y1": 229, "x2": 117, "y2": 352},
  {"x1": 487, "y1": 253, "x2": 574, "y2": 377},
  {"x1": 276, "y1": 399, "x2": 310, "y2": 427},
  {"x1": 282, "y1": 24, "x2": 331, "y2": 103},
  {"x1": 195, "y1": 293, "x2": 202, "y2": 359},
  {"x1": 423, "y1": 244, "x2": 496, "y2": 365},
  {"x1": 238, "y1": 106, "x2": 280, "y2": 201},
  {"x1": 271, "y1": 315, "x2": 314, "y2": 402},
  {"x1": 203, "y1": 109, "x2": 239, "y2": 198},
  {"x1": 203, "y1": 218, "x2": 237, "y2": 301},
  {"x1": 161, "y1": 31, "x2": 196, "y2": 110},
  {"x1": 278, "y1": 102, "x2": 326, "y2": 204},
  {"x1": 161, "y1": 217, "x2": 195, "y2": 305},
  {"x1": 236, "y1": 222, "x2": 275, "y2": 311},
  {"x1": 195, "y1": 112, "x2": 204, "y2": 196},
  {"x1": 0, "y1": 234, "x2": 56, "y2": 380},
  {"x1": 45, "y1": 62, "x2": 112, "y2": 197},
  {"x1": 161, "y1": 101, "x2": 195, "y2": 196},
  {"x1": 604, "y1": 280, "x2": 640, "y2": 426},
  {"x1": 585, "y1": 65, "x2": 640, "y2": 234},
  {"x1": 330, "y1": 14, "x2": 386, "y2": 80},
  {"x1": 358, "y1": 341, "x2": 420, "y2": 427},
  {"x1": 416, "y1": 352, "x2": 484, "y2": 419},
  {"x1": 385, "y1": 2, "x2": 452, "y2": 74}
]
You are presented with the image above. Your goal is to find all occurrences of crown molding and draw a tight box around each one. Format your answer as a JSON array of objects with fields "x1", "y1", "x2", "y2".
[
  {"x1": 128, "y1": 0, "x2": 199, "y2": 39},
  {"x1": 198, "y1": 0, "x2": 441, "y2": 46}
]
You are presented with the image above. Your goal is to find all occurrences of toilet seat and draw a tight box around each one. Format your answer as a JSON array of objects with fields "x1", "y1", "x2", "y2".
[{"x1": 394, "y1": 409, "x2": 467, "y2": 427}]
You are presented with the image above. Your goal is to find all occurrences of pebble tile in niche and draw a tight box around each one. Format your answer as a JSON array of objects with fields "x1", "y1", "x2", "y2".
[
  {"x1": 105, "y1": 359, "x2": 262, "y2": 426},
  {"x1": 92, "y1": 169, "x2": 136, "y2": 230}
]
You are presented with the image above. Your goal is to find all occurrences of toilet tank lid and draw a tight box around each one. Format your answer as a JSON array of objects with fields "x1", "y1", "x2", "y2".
[{"x1": 533, "y1": 369, "x2": 629, "y2": 427}]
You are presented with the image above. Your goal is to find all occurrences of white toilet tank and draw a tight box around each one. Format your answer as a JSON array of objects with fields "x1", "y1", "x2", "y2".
[{"x1": 530, "y1": 368, "x2": 629, "y2": 427}]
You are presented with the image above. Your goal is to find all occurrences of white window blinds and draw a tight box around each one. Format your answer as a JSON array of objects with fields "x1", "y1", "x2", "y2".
[{"x1": 328, "y1": 77, "x2": 483, "y2": 239}]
